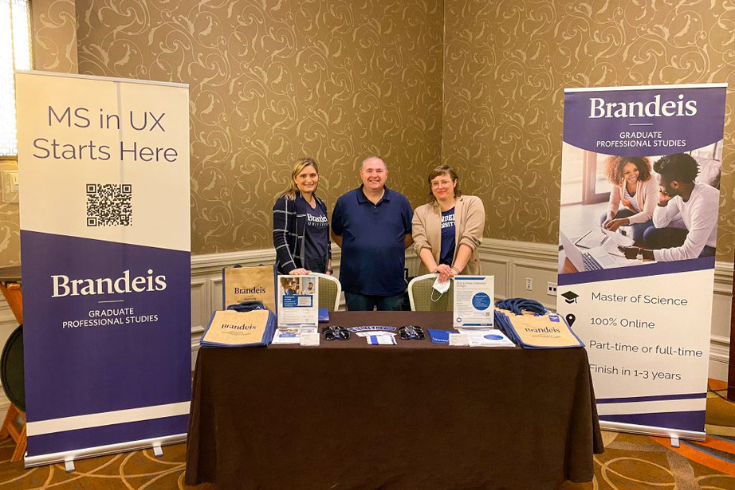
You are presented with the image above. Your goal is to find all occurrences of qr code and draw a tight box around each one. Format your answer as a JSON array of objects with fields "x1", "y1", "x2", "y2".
[{"x1": 86, "y1": 184, "x2": 132, "y2": 226}]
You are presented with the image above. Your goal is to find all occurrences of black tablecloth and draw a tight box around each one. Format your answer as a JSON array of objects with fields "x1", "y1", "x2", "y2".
[{"x1": 186, "y1": 311, "x2": 603, "y2": 490}]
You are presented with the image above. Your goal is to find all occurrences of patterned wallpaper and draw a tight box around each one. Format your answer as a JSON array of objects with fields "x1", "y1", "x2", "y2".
[
  {"x1": 443, "y1": 0, "x2": 735, "y2": 259},
  {"x1": 0, "y1": 162, "x2": 19, "y2": 267},
  {"x1": 0, "y1": 0, "x2": 78, "y2": 267},
  {"x1": 15, "y1": 0, "x2": 735, "y2": 261},
  {"x1": 31, "y1": 0, "x2": 79, "y2": 72},
  {"x1": 74, "y1": 0, "x2": 444, "y2": 255}
]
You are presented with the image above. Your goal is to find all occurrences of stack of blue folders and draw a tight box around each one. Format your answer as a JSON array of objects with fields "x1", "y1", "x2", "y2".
[
  {"x1": 427, "y1": 329, "x2": 450, "y2": 344},
  {"x1": 494, "y1": 308, "x2": 583, "y2": 349},
  {"x1": 200, "y1": 309, "x2": 276, "y2": 347},
  {"x1": 319, "y1": 307, "x2": 329, "y2": 323}
]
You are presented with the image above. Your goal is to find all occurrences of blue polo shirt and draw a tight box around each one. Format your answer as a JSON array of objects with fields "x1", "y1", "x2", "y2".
[{"x1": 332, "y1": 186, "x2": 413, "y2": 296}]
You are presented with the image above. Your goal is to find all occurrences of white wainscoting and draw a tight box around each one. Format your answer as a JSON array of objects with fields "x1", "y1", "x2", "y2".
[
  {"x1": 189, "y1": 239, "x2": 732, "y2": 380},
  {"x1": 0, "y1": 238, "x2": 729, "y2": 420}
]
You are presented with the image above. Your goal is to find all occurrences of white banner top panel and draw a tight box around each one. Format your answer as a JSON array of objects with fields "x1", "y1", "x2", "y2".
[{"x1": 15, "y1": 71, "x2": 190, "y2": 252}]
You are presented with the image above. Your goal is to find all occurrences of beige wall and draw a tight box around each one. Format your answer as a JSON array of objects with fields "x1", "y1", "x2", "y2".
[
  {"x1": 31, "y1": 0, "x2": 78, "y2": 72},
  {"x1": 73, "y1": 0, "x2": 444, "y2": 255},
  {"x1": 14, "y1": 0, "x2": 735, "y2": 261},
  {"x1": 443, "y1": 0, "x2": 735, "y2": 259},
  {"x1": 0, "y1": 0, "x2": 79, "y2": 266},
  {"x1": 0, "y1": 160, "x2": 20, "y2": 267}
]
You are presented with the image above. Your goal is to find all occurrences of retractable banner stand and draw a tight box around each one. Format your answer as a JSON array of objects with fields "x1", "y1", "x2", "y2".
[
  {"x1": 15, "y1": 71, "x2": 191, "y2": 465},
  {"x1": 557, "y1": 84, "x2": 727, "y2": 440}
]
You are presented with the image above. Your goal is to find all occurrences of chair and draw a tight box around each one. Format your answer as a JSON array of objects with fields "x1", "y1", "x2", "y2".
[
  {"x1": 407, "y1": 273, "x2": 454, "y2": 311},
  {"x1": 0, "y1": 325, "x2": 26, "y2": 462},
  {"x1": 310, "y1": 273, "x2": 341, "y2": 311}
]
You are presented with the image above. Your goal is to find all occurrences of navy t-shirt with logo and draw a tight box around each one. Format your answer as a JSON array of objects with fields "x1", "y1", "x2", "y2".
[
  {"x1": 299, "y1": 196, "x2": 329, "y2": 273},
  {"x1": 440, "y1": 207, "x2": 456, "y2": 265}
]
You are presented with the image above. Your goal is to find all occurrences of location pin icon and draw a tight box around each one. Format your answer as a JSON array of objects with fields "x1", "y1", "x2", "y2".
[{"x1": 566, "y1": 313, "x2": 576, "y2": 327}]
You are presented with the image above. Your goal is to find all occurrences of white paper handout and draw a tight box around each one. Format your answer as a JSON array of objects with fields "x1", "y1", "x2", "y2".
[
  {"x1": 458, "y1": 328, "x2": 515, "y2": 347},
  {"x1": 277, "y1": 275, "x2": 319, "y2": 327},
  {"x1": 453, "y1": 276, "x2": 494, "y2": 329}
]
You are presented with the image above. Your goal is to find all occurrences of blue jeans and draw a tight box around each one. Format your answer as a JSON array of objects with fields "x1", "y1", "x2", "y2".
[
  {"x1": 643, "y1": 226, "x2": 716, "y2": 258},
  {"x1": 345, "y1": 292, "x2": 404, "y2": 311}
]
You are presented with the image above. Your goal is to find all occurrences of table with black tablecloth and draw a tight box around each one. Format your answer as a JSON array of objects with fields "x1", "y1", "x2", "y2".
[{"x1": 185, "y1": 311, "x2": 603, "y2": 490}]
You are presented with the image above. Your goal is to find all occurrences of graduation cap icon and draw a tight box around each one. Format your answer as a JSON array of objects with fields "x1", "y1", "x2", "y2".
[{"x1": 561, "y1": 291, "x2": 579, "y2": 304}]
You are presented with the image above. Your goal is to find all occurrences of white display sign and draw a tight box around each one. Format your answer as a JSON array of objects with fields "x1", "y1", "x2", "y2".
[
  {"x1": 15, "y1": 71, "x2": 191, "y2": 466},
  {"x1": 557, "y1": 269, "x2": 713, "y2": 438},
  {"x1": 452, "y1": 276, "x2": 494, "y2": 329},
  {"x1": 558, "y1": 83, "x2": 727, "y2": 439},
  {"x1": 277, "y1": 275, "x2": 318, "y2": 327}
]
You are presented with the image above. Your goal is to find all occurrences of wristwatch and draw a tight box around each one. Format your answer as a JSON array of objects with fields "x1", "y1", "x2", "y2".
[{"x1": 326, "y1": 268, "x2": 333, "y2": 274}]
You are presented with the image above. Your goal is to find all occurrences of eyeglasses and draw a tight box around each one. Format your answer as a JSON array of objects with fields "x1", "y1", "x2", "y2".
[{"x1": 322, "y1": 326, "x2": 350, "y2": 341}]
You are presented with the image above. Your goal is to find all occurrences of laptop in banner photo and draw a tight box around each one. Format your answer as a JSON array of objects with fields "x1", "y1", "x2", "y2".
[{"x1": 560, "y1": 230, "x2": 639, "y2": 272}]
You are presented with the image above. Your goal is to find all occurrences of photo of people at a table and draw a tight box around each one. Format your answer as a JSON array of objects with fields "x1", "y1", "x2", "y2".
[{"x1": 558, "y1": 143, "x2": 722, "y2": 274}]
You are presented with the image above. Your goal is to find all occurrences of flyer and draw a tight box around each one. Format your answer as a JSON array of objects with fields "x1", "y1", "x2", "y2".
[
  {"x1": 452, "y1": 276, "x2": 494, "y2": 329},
  {"x1": 277, "y1": 275, "x2": 318, "y2": 327},
  {"x1": 271, "y1": 327, "x2": 318, "y2": 345}
]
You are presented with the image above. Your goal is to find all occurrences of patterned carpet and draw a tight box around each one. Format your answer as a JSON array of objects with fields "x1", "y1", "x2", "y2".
[
  {"x1": 0, "y1": 383, "x2": 731, "y2": 489},
  {"x1": 562, "y1": 380, "x2": 735, "y2": 490}
]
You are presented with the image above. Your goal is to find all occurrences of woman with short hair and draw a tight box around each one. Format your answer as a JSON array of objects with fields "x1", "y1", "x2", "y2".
[{"x1": 412, "y1": 165, "x2": 485, "y2": 283}]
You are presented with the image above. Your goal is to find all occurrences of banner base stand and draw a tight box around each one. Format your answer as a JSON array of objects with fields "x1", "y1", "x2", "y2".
[
  {"x1": 64, "y1": 460, "x2": 74, "y2": 472},
  {"x1": 153, "y1": 442, "x2": 163, "y2": 457},
  {"x1": 24, "y1": 433, "x2": 186, "y2": 468},
  {"x1": 601, "y1": 421, "x2": 705, "y2": 442}
]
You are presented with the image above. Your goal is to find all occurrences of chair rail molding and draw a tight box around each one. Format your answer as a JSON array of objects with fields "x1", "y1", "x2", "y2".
[
  {"x1": 0, "y1": 237, "x2": 729, "y2": 419},
  {"x1": 189, "y1": 239, "x2": 732, "y2": 381},
  {"x1": 189, "y1": 240, "x2": 731, "y2": 381}
]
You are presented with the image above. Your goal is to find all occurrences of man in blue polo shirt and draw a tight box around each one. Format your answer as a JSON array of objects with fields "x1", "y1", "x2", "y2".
[{"x1": 331, "y1": 156, "x2": 413, "y2": 311}]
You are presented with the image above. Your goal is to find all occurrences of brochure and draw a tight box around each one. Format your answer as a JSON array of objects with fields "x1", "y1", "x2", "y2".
[
  {"x1": 428, "y1": 329, "x2": 450, "y2": 344},
  {"x1": 460, "y1": 329, "x2": 515, "y2": 347},
  {"x1": 453, "y1": 276, "x2": 494, "y2": 329},
  {"x1": 427, "y1": 328, "x2": 515, "y2": 347},
  {"x1": 319, "y1": 307, "x2": 329, "y2": 323},
  {"x1": 277, "y1": 275, "x2": 318, "y2": 327},
  {"x1": 364, "y1": 332, "x2": 397, "y2": 345},
  {"x1": 271, "y1": 327, "x2": 318, "y2": 345}
]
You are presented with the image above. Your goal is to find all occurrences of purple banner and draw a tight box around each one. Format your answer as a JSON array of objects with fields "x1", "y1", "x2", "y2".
[
  {"x1": 21, "y1": 231, "x2": 191, "y2": 457},
  {"x1": 564, "y1": 86, "x2": 726, "y2": 156},
  {"x1": 15, "y1": 72, "x2": 191, "y2": 465},
  {"x1": 558, "y1": 83, "x2": 726, "y2": 438}
]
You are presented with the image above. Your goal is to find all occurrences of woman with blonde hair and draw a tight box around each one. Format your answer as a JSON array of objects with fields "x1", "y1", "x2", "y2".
[
  {"x1": 412, "y1": 165, "x2": 485, "y2": 283},
  {"x1": 601, "y1": 155, "x2": 657, "y2": 243},
  {"x1": 272, "y1": 157, "x2": 332, "y2": 275}
]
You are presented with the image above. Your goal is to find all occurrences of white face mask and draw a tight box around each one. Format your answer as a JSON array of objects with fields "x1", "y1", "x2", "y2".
[{"x1": 431, "y1": 276, "x2": 451, "y2": 301}]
